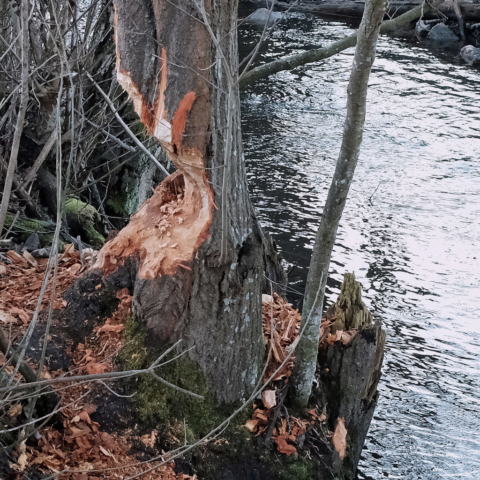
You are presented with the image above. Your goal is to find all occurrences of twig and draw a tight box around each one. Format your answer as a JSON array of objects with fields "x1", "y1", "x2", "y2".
[{"x1": 86, "y1": 73, "x2": 169, "y2": 177}]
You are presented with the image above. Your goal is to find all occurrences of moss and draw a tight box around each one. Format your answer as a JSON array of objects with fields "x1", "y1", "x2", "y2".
[
  {"x1": 120, "y1": 319, "x2": 229, "y2": 441},
  {"x1": 284, "y1": 459, "x2": 315, "y2": 480},
  {"x1": 120, "y1": 319, "x2": 320, "y2": 480},
  {"x1": 4, "y1": 213, "x2": 62, "y2": 248},
  {"x1": 65, "y1": 197, "x2": 105, "y2": 248}
]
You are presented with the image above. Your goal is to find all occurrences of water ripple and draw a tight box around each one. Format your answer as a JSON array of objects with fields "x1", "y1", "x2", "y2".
[{"x1": 240, "y1": 12, "x2": 480, "y2": 479}]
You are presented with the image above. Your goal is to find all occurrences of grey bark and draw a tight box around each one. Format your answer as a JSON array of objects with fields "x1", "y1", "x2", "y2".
[
  {"x1": 240, "y1": 1, "x2": 441, "y2": 88},
  {"x1": 0, "y1": 0, "x2": 29, "y2": 235},
  {"x1": 65, "y1": 0, "x2": 286, "y2": 405},
  {"x1": 290, "y1": 0, "x2": 388, "y2": 408},
  {"x1": 312, "y1": 273, "x2": 386, "y2": 477}
]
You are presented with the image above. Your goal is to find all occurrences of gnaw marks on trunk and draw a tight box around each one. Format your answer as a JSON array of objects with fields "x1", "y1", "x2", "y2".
[{"x1": 63, "y1": 0, "x2": 286, "y2": 405}]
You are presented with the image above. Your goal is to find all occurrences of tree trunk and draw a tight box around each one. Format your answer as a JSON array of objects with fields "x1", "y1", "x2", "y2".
[
  {"x1": 64, "y1": 0, "x2": 285, "y2": 405},
  {"x1": 291, "y1": 0, "x2": 387, "y2": 408}
]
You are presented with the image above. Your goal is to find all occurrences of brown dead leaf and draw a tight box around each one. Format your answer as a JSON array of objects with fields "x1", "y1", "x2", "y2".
[
  {"x1": 0, "y1": 265, "x2": 6, "y2": 275},
  {"x1": 332, "y1": 417, "x2": 347, "y2": 460}
]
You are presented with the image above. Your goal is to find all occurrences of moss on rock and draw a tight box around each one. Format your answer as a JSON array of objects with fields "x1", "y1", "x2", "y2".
[
  {"x1": 65, "y1": 197, "x2": 105, "y2": 248},
  {"x1": 4, "y1": 213, "x2": 61, "y2": 247}
]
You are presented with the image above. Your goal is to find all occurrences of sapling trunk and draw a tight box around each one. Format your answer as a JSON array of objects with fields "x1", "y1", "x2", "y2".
[
  {"x1": 0, "y1": 0, "x2": 29, "y2": 235},
  {"x1": 290, "y1": 0, "x2": 388, "y2": 408}
]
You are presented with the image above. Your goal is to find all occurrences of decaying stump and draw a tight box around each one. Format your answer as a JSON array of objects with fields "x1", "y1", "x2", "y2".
[{"x1": 314, "y1": 273, "x2": 386, "y2": 479}]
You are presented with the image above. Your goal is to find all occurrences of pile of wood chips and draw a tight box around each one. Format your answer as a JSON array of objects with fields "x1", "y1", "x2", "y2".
[
  {"x1": 246, "y1": 292, "x2": 353, "y2": 457},
  {"x1": 0, "y1": 245, "x2": 84, "y2": 329},
  {"x1": 1, "y1": 245, "x2": 193, "y2": 479}
]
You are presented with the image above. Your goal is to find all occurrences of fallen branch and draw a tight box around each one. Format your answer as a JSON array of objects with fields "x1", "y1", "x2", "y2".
[{"x1": 240, "y1": 1, "x2": 443, "y2": 87}]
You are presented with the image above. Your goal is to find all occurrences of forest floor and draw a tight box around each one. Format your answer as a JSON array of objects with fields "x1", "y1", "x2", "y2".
[{"x1": 0, "y1": 245, "x2": 349, "y2": 479}]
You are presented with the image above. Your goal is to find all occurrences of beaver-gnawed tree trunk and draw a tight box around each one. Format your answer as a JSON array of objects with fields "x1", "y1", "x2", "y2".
[{"x1": 63, "y1": 0, "x2": 285, "y2": 405}]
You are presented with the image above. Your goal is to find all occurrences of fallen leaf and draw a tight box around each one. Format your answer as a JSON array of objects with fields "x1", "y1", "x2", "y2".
[
  {"x1": 332, "y1": 417, "x2": 347, "y2": 460},
  {"x1": 0, "y1": 265, "x2": 6, "y2": 275}
]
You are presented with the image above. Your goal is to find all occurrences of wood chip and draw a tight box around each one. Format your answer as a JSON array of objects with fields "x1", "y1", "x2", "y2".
[
  {"x1": 262, "y1": 390, "x2": 276, "y2": 409},
  {"x1": 22, "y1": 250, "x2": 38, "y2": 267},
  {"x1": 6, "y1": 250, "x2": 28, "y2": 266},
  {"x1": 0, "y1": 309, "x2": 17, "y2": 324},
  {"x1": 332, "y1": 417, "x2": 348, "y2": 460}
]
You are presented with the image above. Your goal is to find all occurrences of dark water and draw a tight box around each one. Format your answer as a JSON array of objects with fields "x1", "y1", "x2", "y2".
[{"x1": 239, "y1": 11, "x2": 480, "y2": 480}]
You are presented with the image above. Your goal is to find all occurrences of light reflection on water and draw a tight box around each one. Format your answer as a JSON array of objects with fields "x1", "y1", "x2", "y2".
[{"x1": 239, "y1": 11, "x2": 480, "y2": 480}]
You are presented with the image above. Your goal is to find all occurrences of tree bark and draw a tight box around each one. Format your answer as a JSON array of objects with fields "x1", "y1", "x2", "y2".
[
  {"x1": 290, "y1": 0, "x2": 387, "y2": 408},
  {"x1": 312, "y1": 273, "x2": 386, "y2": 478},
  {"x1": 64, "y1": 0, "x2": 285, "y2": 405}
]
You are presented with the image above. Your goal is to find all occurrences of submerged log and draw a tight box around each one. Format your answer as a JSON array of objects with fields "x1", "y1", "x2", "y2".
[{"x1": 313, "y1": 273, "x2": 386, "y2": 478}]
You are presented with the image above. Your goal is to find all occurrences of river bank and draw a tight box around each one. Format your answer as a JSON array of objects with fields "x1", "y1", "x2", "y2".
[
  {"x1": 238, "y1": 11, "x2": 480, "y2": 479},
  {"x1": 248, "y1": 0, "x2": 480, "y2": 21},
  {"x1": 244, "y1": 0, "x2": 480, "y2": 52}
]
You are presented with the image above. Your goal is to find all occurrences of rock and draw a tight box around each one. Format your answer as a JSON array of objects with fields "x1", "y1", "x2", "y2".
[
  {"x1": 23, "y1": 233, "x2": 41, "y2": 251},
  {"x1": 31, "y1": 247, "x2": 52, "y2": 258},
  {"x1": 460, "y1": 45, "x2": 480, "y2": 65},
  {"x1": 427, "y1": 23, "x2": 459, "y2": 42},
  {"x1": 415, "y1": 19, "x2": 430, "y2": 39},
  {"x1": 248, "y1": 8, "x2": 284, "y2": 25}
]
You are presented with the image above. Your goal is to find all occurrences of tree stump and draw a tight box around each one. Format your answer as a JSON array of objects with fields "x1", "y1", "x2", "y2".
[{"x1": 314, "y1": 273, "x2": 386, "y2": 479}]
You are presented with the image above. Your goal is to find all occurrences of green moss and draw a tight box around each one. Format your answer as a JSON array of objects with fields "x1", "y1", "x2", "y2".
[
  {"x1": 4, "y1": 214, "x2": 62, "y2": 248},
  {"x1": 120, "y1": 320, "x2": 322, "y2": 480},
  {"x1": 284, "y1": 459, "x2": 314, "y2": 480},
  {"x1": 120, "y1": 319, "x2": 228, "y2": 440},
  {"x1": 65, "y1": 197, "x2": 105, "y2": 248}
]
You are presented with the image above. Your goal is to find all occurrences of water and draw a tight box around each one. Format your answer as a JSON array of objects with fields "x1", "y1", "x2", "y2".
[{"x1": 239, "y1": 11, "x2": 480, "y2": 480}]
